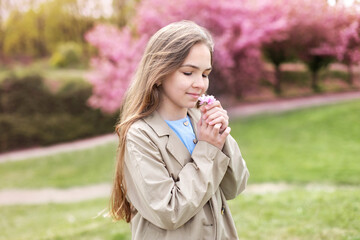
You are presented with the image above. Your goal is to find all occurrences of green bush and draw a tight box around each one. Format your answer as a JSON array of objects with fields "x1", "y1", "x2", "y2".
[
  {"x1": 50, "y1": 42, "x2": 83, "y2": 68},
  {"x1": 0, "y1": 74, "x2": 118, "y2": 152}
]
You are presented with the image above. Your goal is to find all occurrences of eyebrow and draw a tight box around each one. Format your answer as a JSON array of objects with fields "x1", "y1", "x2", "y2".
[{"x1": 180, "y1": 64, "x2": 212, "y2": 71}]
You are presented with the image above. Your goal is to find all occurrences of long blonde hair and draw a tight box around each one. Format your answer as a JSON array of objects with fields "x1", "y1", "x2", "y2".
[{"x1": 110, "y1": 20, "x2": 214, "y2": 222}]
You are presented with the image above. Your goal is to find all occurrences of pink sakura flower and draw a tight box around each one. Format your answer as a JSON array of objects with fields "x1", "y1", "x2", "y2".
[{"x1": 198, "y1": 94, "x2": 216, "y2": 106}]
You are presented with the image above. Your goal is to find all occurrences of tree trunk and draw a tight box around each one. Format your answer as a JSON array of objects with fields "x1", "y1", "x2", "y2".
[
  {"x1": 347, "y1": 64, "x2": 353, "y2": 86},
  {"x1": 274, "y1": 64, "x2": 282, "y2": 95},
  {"x1": 311, "y1": 71, "x2": 320, "y2": 92}
]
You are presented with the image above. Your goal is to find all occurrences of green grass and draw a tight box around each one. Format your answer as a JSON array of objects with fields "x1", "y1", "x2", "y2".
[
  {"x1": 1, "y1": 188, "x2": 359, "y2": 240},
  {"x1": 1, "y1": 100, "x2": 360, "y2": 189},
  {"x1": 0, "y1": 198, "x2": 131, "y2": 240},
  {"x1": 1, "y1": 99, "x2": 360, "y2": 240},
  {"x1": 230, "y1": 188, "x2": 360, "y2": 240},
  {"x1": 0, "y1": 142, "x2": 117, "y2": 189},
  {"x1": 231, "y1": 100, "x2": 360, "y2": 185}
]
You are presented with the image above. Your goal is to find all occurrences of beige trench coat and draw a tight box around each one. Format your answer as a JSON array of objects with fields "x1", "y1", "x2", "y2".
[{"x1": 124, "y1": 108, "x2": 249, "y2": 240}]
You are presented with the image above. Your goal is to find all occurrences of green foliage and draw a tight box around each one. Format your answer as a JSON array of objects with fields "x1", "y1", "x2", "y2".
[
  {"x1": 2, "y1": 10, "x2": 46, "y2": 58},
  {"x1": 50, "y1": 42, "x2": 83, "y2": 68},
  {"x1": 0, "y1": 74, "x2": 118, "y2": 152},
  {"x1": 2, "y1": 0, "x2": 95, "y2": 59}
]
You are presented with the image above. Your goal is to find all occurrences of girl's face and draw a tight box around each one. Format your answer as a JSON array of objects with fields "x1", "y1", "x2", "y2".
[{"x1": 159, "y1": 43, "x2": 212, "y2": 119}]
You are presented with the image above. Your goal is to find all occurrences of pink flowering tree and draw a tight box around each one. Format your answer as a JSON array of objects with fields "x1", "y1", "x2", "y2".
[
  {"x1": 135, "y1": 0, "x2": 288, "y2": 98},
  {"x1": 338, "y1": 17, "x2": 360, "y2": 85},
  {"x1": 262, "y1": 0, "x2": 353, "y2": 93},
  {"x1": 286, "y1": 1, "x2": 350, "y2": 92},
  {"x1": 85, "y1": 25, "x2": 147, "y2": 113},
  {"x1": 304, "y1": 6, "x2": 360, "y2": 89},
  {"x1": 85, "y1": 0, "x2": 288, "y2": 113},
  {"x1": 85, "y1": 0, "x2": 358, "y2": 113},
  {"x1": 261, "y1": 0, "x2": 297, "y2": 94}
]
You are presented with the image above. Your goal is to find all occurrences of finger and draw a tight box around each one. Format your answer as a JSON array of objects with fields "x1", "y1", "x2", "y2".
[
  {"x1": 220, "y1": 127, "x2": 231, "y2": 140},
  {"x1": 212, "y1": 123, "x2": 222, "y2": 135},
  {"x1": 219, "y1": 122, "x2": 228, "y2": 133},
  {"x1": 203, "y1": 107, "x2": 223, "y2": 120},
  {"x1": 205, "y1": 100, "x2": 222, "y2": 110},
  {"x1": 207, "y1": 113, "x2": 228, "y2": 125},
  {"x1": 203, "y1": 106, "x2": 228, "y2": 118}
]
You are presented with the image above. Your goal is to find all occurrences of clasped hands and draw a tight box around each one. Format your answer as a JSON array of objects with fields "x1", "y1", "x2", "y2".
[{"x1": 196, "y1": 100, "x2": 231, "y2": 150}]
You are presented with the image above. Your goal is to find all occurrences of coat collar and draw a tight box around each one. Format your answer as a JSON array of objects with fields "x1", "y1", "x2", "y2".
[
  {"x1": 143, "y1": 108, "x2": 201, "y2": 137},
  {"x1": 143, "y1": 108, "x2": 201, "y2": 166}
]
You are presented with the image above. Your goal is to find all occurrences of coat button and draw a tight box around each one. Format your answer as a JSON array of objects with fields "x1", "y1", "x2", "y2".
[
  {"x1": 193, "y1": 138, "x2": 198, "y2": 144},
  {"x1": 183, "y1": 121, "x2": 189, "y2": 126},
  {"x1": 221, "y1": 206, "x2": 225, "y2": 215}
]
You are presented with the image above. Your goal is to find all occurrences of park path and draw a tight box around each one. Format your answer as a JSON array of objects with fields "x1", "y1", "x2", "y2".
[{"x1": 0, "y1": 90, "x2": 360, "y2": 205}]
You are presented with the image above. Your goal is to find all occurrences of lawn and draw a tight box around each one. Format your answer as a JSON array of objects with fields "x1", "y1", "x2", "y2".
[
  {"x1": 1, "y1": 188, "x2": 359, "y2": 240},
  {"x1": 1, "y1": 100, "x2": 360, "y2": 240},
  {"x1": 231, "y1": 99, "x2": 360, "y2": 185},
  {"x1": 0, "y1": 142, "x2": 117, "y2": 189},
  {"x1": 1, "y1": 99, "x2": 359, "y2": 189}
]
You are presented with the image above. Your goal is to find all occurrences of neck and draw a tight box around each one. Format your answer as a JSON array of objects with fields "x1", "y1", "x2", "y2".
[{"x1": 157, "y1": 103, "x2": 188, "y2": 121}]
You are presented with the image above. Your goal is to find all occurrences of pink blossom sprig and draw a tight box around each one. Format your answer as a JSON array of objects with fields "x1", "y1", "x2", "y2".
[{"x1": 198, "y1": 94, "x2": 216, "y2": 106}]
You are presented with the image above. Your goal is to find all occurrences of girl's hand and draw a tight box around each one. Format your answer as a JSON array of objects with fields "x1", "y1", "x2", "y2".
[
  {"x1": 196, "y1": 115, "x2": 231, "y2": 150},
  {"x1": 200, "y1": 100, "x2": 229, "y2": 133}
]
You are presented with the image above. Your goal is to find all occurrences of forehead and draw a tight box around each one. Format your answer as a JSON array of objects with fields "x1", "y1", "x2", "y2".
[{"x1": 182, "y1": 43, "x2": 212, "y2": 69}]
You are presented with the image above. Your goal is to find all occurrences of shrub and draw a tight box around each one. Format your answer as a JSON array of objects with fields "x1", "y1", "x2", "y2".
[
  {"x1": 50, "y1": 42, "x2": 83, "y2": 68},
  {"x1": 0, "y1": 74, "x2": 118, "y2": 152}
]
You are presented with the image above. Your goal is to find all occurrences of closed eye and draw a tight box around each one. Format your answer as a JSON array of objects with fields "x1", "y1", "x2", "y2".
[
  {"x1": 202, "y1": 74, "x2": 208, "y2": 78},
  {"x1": 183, "y1": 72, "x2": 192, "y2": 76}
]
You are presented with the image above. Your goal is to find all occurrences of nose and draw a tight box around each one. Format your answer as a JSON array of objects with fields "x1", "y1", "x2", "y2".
[{"x1": 192, "y1": 74, "x2": 206, "y2": 89}]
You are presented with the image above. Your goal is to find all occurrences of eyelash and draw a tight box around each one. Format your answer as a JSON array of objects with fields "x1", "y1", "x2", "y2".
[{"x1": 183, "y1": 72, "x2": 209, "y2": 78}]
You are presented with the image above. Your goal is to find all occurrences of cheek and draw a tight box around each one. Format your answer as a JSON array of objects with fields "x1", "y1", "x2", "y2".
[{"x1": 204, "y1": 79, "x2": 209, "y2": 92}]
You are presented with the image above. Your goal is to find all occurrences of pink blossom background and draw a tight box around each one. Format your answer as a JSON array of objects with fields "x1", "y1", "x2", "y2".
[{"x1": 85, "y1": 0, "x2": 360, "y2": 113}]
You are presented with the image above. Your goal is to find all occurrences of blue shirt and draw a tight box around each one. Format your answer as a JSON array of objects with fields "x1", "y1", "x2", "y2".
[{"x1": 165, "y1": 115, "x2": 197, "y2": 154}]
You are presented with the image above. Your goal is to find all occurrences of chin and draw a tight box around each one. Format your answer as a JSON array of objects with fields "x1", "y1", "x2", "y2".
[{"x1": 189, "y1": 103, "x2": 198, "y2": 108}]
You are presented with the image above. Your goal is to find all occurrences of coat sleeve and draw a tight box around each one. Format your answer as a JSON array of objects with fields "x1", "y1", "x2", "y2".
[
  {"x1": 124, "y1": 125, "x2": 230, "y2": 230},
  {"x1": 219, "y1": 135, "x2": 250, "y2": 200}
]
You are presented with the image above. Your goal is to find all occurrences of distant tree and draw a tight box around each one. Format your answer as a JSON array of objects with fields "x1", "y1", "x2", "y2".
[
  {"x1": 338, "y1": 17, "x2": 360, "y2": 85},
  {"x1": 111, "y1": 0, "x2": 140, "y2": 27},
  {"x1": 86, "y1": 0, "x2": 288, "y2": 113},
  {"x1": 305, "y1": 5, "x2": 360, "y2": 89},
  {"x1": 134, "y1": 0, "x2": 288, "y2": 98},
  {"x1": 3, "y1": 10, "x2": 43, "y2": 58},
  {"x1": 2, "y1": 0, "x2": 95, "y2": 59},
  {"x1": 85, "y1": 25, "x2": 147, "y2": 113},
  {"x1": 262, "y1": 0, "x2": 354, "y2": 93},
  {"x1": 288, "y1": 0, "x2": 344, "y2": 92}
]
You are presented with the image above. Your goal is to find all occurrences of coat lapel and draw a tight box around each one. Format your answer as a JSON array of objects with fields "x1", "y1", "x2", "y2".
[
  {"x1": 166, "y1": 130, "x2": 190, "y2": 166},
  {"x1": 144, "y1": 109, "x2": 201, "y2": 167},
  {"x1": 187, "y1": 108, "x2": 201, "y2": 140}
]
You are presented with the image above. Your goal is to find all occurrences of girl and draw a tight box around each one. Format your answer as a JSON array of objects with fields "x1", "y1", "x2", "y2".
[{"x1": 110, "y1": 20, "x2": 249, "y2": 239}]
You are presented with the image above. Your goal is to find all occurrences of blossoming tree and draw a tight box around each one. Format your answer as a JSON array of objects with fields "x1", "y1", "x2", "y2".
[
  {"x1": 86, "y1": 0, "x2": 287, "y2": 113},
  {"x1": 86, "y1": 0, "x2": 360, "y2": 113}
]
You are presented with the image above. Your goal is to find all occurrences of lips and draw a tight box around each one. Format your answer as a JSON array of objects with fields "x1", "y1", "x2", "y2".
[{"x1": 187, "y1": 93, "x2": 201, "y2": 99}]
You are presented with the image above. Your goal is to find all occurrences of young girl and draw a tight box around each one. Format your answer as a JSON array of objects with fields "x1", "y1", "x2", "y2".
[{"x1": 110, "y1": 20, "x2": 249, "y2": 239}]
